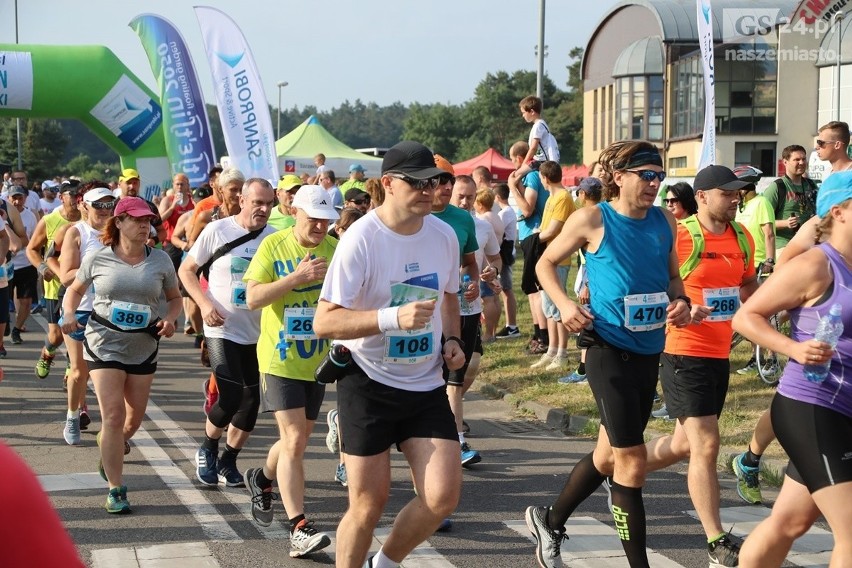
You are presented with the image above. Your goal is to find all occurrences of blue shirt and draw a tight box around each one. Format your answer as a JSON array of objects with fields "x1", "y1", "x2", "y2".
[
  {"x1": 516, "y1": 172, "x2": 549, "y2": 241},
  {"x1": 586, "y1": 202, "x2": 672, "y2": 354}
]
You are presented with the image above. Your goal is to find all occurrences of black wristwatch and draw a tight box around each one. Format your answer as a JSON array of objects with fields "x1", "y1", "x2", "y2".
[
  {"x1": 444, "y1": 335, "x2": 466, "y2": 351},
  {"x1": 674, "y1": 295, "x2": 692, "y2": 310}
]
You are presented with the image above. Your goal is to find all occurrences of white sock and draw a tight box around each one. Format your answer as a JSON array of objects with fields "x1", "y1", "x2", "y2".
[
  {"x1": 545, "y1": 348, "x2": 557, "y2": 357},
  {"x1": 372, "y1": 548, "x2": 399, "y2": 568},
  {"x1": 67, "y1": 409, "x2": 80, "y2": 419},
  {"x1": 458, "y1": 433, "x2": 466, "y2": 444},
  {"x1": 557, "y1": 348, "x2": 568, "y2": 358}
]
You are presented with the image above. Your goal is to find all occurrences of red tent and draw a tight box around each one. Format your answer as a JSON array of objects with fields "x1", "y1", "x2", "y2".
[
  {"x1": 562, "y1": 164, "x2": 589, "y2": 186},
  {"x1": 452, "y1": 148, "x2": 515, "y2": 182}
]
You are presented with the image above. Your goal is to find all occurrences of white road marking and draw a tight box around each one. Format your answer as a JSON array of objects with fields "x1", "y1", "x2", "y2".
[
  {"x1": 38, "y1": 472, "x2": 107, "y2": 492},
  {"x1": 507, "y1": 517, "x2": 685, "y2": 567},
  {"x1": 91, "y1": 542, "x2": 220, "y2": 568}
]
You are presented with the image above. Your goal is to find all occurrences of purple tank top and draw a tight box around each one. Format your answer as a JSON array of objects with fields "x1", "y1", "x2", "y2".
[{"x1": 778, "y1": 243, "x2": 852, "y2": 418}]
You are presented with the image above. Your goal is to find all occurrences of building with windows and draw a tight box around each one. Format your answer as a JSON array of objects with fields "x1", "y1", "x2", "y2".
[{"x1": 582, "y1": 0, "x2": 851, "y2": 178}]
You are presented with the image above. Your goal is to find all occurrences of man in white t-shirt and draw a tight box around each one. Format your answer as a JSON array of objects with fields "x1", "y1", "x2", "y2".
[
  {"x1": 179, "y1": 178, "x2": 277, "y2": 490},
  {"x1": 39, "y1": 180, "x2": 62, "y2": 215},
  {"x1": 314, "y1": 141, "x2": 465, "y2": 568}
]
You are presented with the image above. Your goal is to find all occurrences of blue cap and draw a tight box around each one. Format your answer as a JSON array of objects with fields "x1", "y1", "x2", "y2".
[
  {"x1": 349, "y1": 164, "x2": 365, "y2": 173},
  {"x1": 816, "y1": 170, "x2": 852, "y2": 217}
]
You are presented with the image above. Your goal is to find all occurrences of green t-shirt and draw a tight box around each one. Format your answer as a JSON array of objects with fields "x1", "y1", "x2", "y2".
[
  {"x1": 762, "y1": 177, "x2": 817, "y2": 247},
  {"x1": 736, "y1": 194, "x2": 775, "y2": 265},
  {"x1": 243, "y1": 228, "x2": 337, "y2": 380},
  {"x1": 431, "y1": 204, "x2": 478, "y2": 261},
  {"x1": 43, "y1": 209, "x2": 73, "y2": 300},
  {"x1": 267, "y1": 206, "x2": 295, "y2": 231},
  {"x1": 339, "y1": 179, "x2": 366, "y2": 193}
]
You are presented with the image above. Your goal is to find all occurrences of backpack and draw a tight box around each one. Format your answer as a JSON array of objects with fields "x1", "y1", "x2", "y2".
[{"x1": 678, "y1": 215, "x2": 751, "y2": 280}]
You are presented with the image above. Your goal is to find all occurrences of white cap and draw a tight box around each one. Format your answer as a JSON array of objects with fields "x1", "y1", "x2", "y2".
[
  {"x1": 84, "y1": 187, "x2": 116, "y2": 204},
  {"x1": 291, "y1": 185, "x2": 340, "y2": 220},
  {"x1": 42, "y1": 180, "x2": 59, "y2": 190}
]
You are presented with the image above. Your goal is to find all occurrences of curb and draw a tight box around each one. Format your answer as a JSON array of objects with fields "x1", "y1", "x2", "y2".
[{"x1": 477, "y1": 382, "x2": 789, "y2": 488}]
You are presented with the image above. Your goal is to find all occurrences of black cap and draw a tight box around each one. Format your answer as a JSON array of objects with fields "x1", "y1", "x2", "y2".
[
  {"x1": 344, "y1": 187, "x2": 368, "y2": 201},
  {"x1": 693, "y1": 165, "x2": 751, "y2": 192},
  {"x1": 59, "y1": 179, "x2": 80, "y2": 194},
  {"x1": 192, "y1": 185, "x2": 213, "y2": 201},
  {"x1": 382, "y1": 141, "x2": 446, "y2": 180}
]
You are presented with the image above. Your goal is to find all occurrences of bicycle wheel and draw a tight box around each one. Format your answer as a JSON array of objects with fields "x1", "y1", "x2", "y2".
[{"x1": 756, "y1": 313, "x2": 790, "y2": 386}]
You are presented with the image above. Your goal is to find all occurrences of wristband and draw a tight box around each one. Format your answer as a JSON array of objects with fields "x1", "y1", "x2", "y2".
[
  {"x1": 444, "y1": 335, "x2": 465, "y2": 351},
  {"x1": 37, "y1": 261, "x2": 48, "y2": 276},
  {"x1": 674, "y1": 294, "x2": 692, "y2": 310},
  {"x1": 377, "y1": 306, "x2": 401, "y2": 332}
]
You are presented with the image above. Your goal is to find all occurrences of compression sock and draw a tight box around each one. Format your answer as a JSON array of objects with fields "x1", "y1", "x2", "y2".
[
  {"x1": 220, "y1": 444, "x2": 241, "y2": 463},
  {"x1": 289, "y1": 513, "x2": 305, "y2": 533},
  {"x1": 742, "y1": 446, "x2": 761, "y2": 468},
  {"x1": 547, "y1": 452, "x2": 606, "y2": 530},
  {"x1": 201, "y1": 435, "x2": 220, "y2": 454},
  {"x1": 44, "y1": 340, "x2": 60, "y2": 354},
  {"x1": 610, "y1": 481, "x2": 649, "y2": 567}
]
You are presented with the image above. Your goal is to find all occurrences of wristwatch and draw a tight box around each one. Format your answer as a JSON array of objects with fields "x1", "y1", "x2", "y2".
[
  {"x1": 444, "y1": 335, "x2": 466, "y2": 351},
  {"x1": 674, "y1": 295, "x2": 692, "y2": 310}
]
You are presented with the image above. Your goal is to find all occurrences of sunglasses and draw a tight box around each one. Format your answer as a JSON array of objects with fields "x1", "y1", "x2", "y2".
[
  {"x1": 663, "y1": 198, "x2": 680, "y2": 205},
  {"x1": 815, "y1": 139, "x2": 838, "y2": 148},
  {"x1": 387, "y1": 173, "x2": 441, "y2": 190},
  {"x1": 11, "y1": 176, "x2": 26, "y2": 181},
  {"x1": 88, "y1": 200, "x2": 117, "y2": 210},
  {"x1": 627, "y1": 169, "x2": 667, "y2": 183}
]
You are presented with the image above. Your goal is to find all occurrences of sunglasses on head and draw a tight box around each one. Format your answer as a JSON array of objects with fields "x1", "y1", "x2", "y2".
[
  {"x1": 815, "y1": 139, "x2": 838, "y2": 148},
  {"x1": 89, "y1": 200, "x2": 117, "y2": 210},
  {"x1": 663, "y1": 197, "x2": 680, "y2": 205},
  {"x1": 387, "y1": 173, "x2": 441, "y2": 190},
  {"x1": 626, "y1": 169, "x2": 667, "y2": 182}
]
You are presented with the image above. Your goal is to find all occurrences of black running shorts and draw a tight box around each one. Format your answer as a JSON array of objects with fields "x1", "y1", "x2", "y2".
[{"x1": 659, "y1": 354, "x2": 730, "y2": 419}]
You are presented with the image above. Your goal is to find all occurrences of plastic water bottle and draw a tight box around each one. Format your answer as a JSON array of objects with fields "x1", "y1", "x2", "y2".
[
  {"x1": 803, "y1": 303, "x2": 844, "y2": 383},
  {"x1": 459, "y1": 274, "x2": 471, "y2": 312}
]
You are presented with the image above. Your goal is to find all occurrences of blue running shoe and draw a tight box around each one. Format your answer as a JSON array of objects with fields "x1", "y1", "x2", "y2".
[
  {"x1": 460, "y1": 442, "x2": 481, "y2": 467},
  {"x1": 195, "y1": 447, "x2": 218, "y2": 486}
]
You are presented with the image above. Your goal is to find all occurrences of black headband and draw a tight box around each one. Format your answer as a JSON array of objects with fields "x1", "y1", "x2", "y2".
[{"x1": 614, "y1": 149, "x2": 663, "y2": 170}]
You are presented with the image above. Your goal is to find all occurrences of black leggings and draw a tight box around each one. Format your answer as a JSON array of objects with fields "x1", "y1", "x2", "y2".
[{"x1": 206, "y1": 337, "x2": 261, "y2": 432}]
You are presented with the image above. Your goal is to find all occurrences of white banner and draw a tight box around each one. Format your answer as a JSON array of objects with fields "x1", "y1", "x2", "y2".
[
  {"x1": 0, "y1": 51, "x2": 34, "y2": 110},
  {"x1": 697, "y1": 0, "x2": 716, "y2": 170},
  {"x1": 194, "y1": 6, "x2": 278, "y2": 180}
]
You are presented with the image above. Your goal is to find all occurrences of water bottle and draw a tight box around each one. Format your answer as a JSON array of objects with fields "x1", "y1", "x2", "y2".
[
  {"x1": 459, "y1": 274, "x2": 471, "y2": 312},
  {"x1": 314, "y1": 343, "x2": 353, "y2": 384},
  {"x1": 803, "y1": 303, "x2": 844, "y2": 383}
]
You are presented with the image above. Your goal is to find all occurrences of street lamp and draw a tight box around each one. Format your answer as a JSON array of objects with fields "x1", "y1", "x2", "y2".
[
  {"x1": 276, "y1": 81, "x2": 289, "y2": 140},
  {"x1": 832, "y1": 11, "x2": 845, "y2": 121}
]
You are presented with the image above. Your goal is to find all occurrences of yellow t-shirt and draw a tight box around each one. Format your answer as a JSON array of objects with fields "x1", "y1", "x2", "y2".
[
  {"x1": 243, "y1": 228, "x2": 337, "y2": 380},
  {"x1": 540, "y1": 189, "x2": 576, "y2": 267},
  {"x1": 43, "y1": 210, "x2": 73, "y2": 300}
]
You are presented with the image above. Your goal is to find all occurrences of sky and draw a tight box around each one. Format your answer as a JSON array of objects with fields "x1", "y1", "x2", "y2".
[{"x1": 0, "y1": 0, "x2": 615, "y2": 112}]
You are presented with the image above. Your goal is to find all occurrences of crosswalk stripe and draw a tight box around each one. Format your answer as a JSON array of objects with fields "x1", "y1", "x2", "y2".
[
  {"x1": 39, "y1": 472, "x2": 108, "y2": 492},
  {"x1": 506, "y1": 517, "x2": 685, "y2": 567},
  {"x1": 687, "y1": 506, "x2": 832, "y2": 567},
  {"x1": 91, "y1": 542, "x2": 220, "y2": 568}
]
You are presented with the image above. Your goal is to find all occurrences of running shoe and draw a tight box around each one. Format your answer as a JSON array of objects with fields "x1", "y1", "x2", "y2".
[
  {"x1": 736, "y1": 357, "x2": 758, "y2": 375},
  {"x1": 460, "y1": 442, "x2": 481, "y2": 467},
  {"x1": 325, "y1": 408, "x2": 339, "y2": 454},
  {"x1": 35, "y1": 350, "x2": 55, "y2": 379},
  {"x1": 79, "y1": 404, "x2": 91, "y2": 430},
  {"x1": 334, "y1": 463, "x2": 348, "y2": 487},
  {"x1": 544, "y1": 356, "x2": 570, "y2": 372},
  {"x1": 557, "y1": 371, "x2": 587, "y2": 384},
  {"x1": 436, "y1": 517, "x2": 453, "y2": 532},
  {"x1": 195, "y1": 447, "x2": 219, "y2": 486},
  {"x1": 495, "y1": 325, "x2": 520, "y2": 339},
  {"x1": 289, "y1": 519, "x2": 331, "y2": 558},
  {"x1": 217, "y1": 459, "x2": 245, "y2": 487},
  {"x1": 651, "y1": 404, "x2": 672, "y2": 420},
  {"x1": 530, "y1": 353, "x2": 556, "y2": 369},
  {"x1": 0, "y1": 345, "x2": 6, "y2": 358},
  {"x1": 11, "y1": 327, "x2": 22, "y2": 345},
  {"x1": 63, "y1": 415, "x2": 81, "y2": 445},
  {"x1": 708, "y1": 533, "x2": 741, "y2": 567},
  {"x1": 732, "y1": 453, "x2": 762, "y2": 504},
  {"x1": 105, "y1": 486, "x2": 131, "y2": 514},
  {"x1": 525, "y1": 505, "x2": 566, "y2": 568},
  {"x1": 202, "y1": 378, "x2": 218, "y2": 416},
  {"x1": 245, "y1": 467, "x2": 276, "y2": 527}
]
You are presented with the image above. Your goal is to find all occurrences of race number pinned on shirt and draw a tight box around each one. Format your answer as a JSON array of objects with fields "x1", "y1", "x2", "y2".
[
  {"x1": 623, "y1": 292, "x2": 668, "y2": 332},
  {"x1": 109, "y1": 301, "x2": 151, "y2": 331},
  {"x1": 231, "y1": 281, "x2": 248, "y2": 309},
  {"x1": 282, "y1": 307, "x2": 316, "y2": 340},
  {"x1": 703, "y1": 287, "x2": 740, "y2": 322},
  {"x1": 384, "y1": 323, "x2": 434, "y2": 365}
]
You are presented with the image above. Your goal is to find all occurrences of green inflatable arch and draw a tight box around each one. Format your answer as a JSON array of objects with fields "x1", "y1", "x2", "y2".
[{"x1": 0, "y1": 44, "x2": 171, "y2": 197}]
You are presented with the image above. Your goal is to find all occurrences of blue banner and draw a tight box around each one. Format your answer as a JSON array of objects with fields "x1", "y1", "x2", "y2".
[{"x1": 130, "y1": 14, "x2": 217, "y2": 186}]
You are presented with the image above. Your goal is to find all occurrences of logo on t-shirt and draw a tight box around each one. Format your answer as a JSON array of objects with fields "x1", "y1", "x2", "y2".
[{"x1": 404, "y1": 262, "x2": 420, "y2": 273}]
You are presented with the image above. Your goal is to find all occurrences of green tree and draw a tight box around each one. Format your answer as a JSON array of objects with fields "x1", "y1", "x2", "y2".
[
  {"x1": 20, "y1": 119, "x2": 69, "y2": 181},
  {"x1": 402, "y1": 103, "x2": 466, "y2": 159}
]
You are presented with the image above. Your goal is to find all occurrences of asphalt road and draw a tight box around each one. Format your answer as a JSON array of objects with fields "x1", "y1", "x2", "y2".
[{"x1": 0, "y1": 314, "x2": 831, "y2": 567}]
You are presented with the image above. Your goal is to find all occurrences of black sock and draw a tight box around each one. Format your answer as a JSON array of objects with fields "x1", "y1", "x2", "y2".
[
  {"x1": 540, "y1": 329, "x2": 550, "y2": 345},
  {"x1": 743, "y1": 446, "x2": 761, "y2": 468},
  {"x1": 548, "y1": 452, "x2": 606, "y2": 530},
  {"x1": 533, "y1": 324, "x2": 541, "y2": 340},
  {"x1": 254, "y1": 467, "x2": 273, "y2": 489},
  {"x1": 220, "y1": 444, "x2": 241, "y2": 463},
  {"x1": 201, "y1": 435, "x2": 220, "y2": 453},
  {"x1": 577, "y1": 362, "x2": 586, "y2": 375},
  {"x1": 610, "y1": 481, "x2": 649, "y2": 567},
  {"x1": 289, "y1": 513, "x2": 305, "y2": 533}
]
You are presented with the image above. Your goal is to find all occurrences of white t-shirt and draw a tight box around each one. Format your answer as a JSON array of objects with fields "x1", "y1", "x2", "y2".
[
  {"x1": 498, "y1": 204, "x2": 518, "y2": 243},
  {"x1": 39, "y1": 198, "x2": 61, "y2": 215},
  {"x1": 529, "y1": 118, "x2": 560, "y2": 163},
  {"x1": 10, "y1": 208, "x2": 37, "y2": 270},
  {"x1": 460, "y1": 215, "x2": 500, "y2": 316},
  {"x1": 188, "y1": 216, "x2": 277, "y2": 345},
  {"x1": 320, "y1": 211, "x2": 460, "y2": 392}
]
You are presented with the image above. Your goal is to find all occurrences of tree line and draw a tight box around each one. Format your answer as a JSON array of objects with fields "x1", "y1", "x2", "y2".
[{"x1": 0, "y1": 48, "x2": 583, "y2": 183}]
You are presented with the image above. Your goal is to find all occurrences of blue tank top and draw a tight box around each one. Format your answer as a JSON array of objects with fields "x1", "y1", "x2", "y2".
[
  {"x1": 586, "y1": 202, "x2": 672, "y2": 354},
  {"x1": 778, "y1": 243, "x2": 852, "y2": 419}
]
